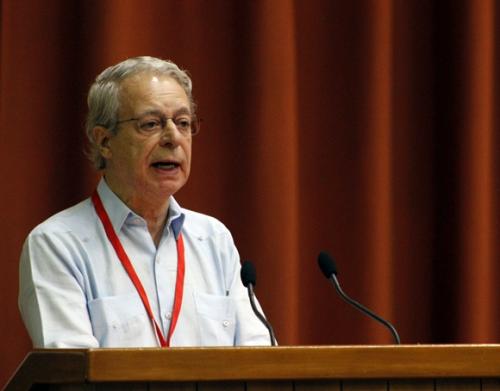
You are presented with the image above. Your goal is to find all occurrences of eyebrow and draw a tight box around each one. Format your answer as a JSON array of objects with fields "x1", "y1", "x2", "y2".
[{"x1": 137, "y1": 107, "x2": 192, "y2": 118}]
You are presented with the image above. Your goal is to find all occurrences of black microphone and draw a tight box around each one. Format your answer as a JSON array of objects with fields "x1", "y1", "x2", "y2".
[
  {"x1": 240, "y1": 260, "x2": 277, "y2": 346},
  {"x1": 318, "y1": 251, "x2": 401, "y2": 344}
]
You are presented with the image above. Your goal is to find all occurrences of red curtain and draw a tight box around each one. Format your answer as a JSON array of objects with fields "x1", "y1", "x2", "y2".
[{"x1": 1, "y1": 0, "x2": 499, "y2": 386}]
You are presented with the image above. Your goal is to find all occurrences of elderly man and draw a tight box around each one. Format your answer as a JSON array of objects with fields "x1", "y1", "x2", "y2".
[{"x1": 19, "y1": 56, "x2": 270, "y2": 348}]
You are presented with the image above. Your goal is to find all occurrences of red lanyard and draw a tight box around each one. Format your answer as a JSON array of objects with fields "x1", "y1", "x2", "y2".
[{"x1": 91, "y1": 190, "x2": 185, "y2": 347}]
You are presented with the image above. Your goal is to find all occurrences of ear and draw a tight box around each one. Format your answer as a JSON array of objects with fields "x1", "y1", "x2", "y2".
[{"x1": 92, "y1": 126, "x2": 113, "y2": 160}]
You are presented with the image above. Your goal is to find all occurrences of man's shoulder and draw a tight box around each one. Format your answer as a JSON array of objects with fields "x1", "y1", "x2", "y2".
[
  {"x1": 29, "y1": 198, "x2": 94, "y2": 237},
  {"x1": 180, "y1": 207, "x2": 232, "y2": 238}
]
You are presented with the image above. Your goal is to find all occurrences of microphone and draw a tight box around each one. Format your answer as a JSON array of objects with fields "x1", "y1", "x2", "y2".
[
  {"x1": 240, "y1": 260, "x2": 277, "y2": 346},
  {"x1": 318, "y1": 251, "x2": 401, "y2": 344}
]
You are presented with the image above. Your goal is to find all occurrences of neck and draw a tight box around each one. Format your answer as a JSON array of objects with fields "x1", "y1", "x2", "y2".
[
  {"x1": 140, "y1": 207, "x2": 169, "y2": 247},
  {"x1": 104, "y1": 176, "x2": 170, "y2": 246}
]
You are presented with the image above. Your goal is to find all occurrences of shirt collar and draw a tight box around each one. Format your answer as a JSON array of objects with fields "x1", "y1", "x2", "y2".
[
  {"x1": 166, "y1": 196, "x2": 185, "y2": 240},
  {"x1": 96, "y1": 178, "x2": 185, "y2": 239}
]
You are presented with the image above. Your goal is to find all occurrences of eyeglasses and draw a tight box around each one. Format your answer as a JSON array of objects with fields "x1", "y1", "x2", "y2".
[{"x1": 116, "y1": 113, "x2": 200, "y2": 136}]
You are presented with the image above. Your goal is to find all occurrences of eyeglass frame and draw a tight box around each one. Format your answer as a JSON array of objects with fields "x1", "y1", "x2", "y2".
[{"x1": 112, "y1": 111, "x2": 201, "y2": 136}]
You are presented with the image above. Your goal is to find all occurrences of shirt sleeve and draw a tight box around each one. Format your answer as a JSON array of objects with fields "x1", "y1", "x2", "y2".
[{"x1": 19, "y1": 229, "x2": 99, "y2": 348}]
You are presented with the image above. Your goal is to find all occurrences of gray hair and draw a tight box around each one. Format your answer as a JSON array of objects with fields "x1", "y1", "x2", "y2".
[{"x1": 85, "y1": 56, "x2": 196, "y2": 169}]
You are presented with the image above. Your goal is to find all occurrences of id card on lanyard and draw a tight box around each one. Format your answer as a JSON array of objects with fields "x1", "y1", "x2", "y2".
[{"x1": 92, "y1": 190, "x2": 185, "y2": 347}]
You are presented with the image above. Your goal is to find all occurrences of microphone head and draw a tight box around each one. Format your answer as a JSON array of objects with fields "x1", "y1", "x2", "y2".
[
  {"x1": 241, "y1": 260, "x2": 257, "y2": 287},
  {"x1": 318, "y1": 251, "x2": 338, "y2": 278}
]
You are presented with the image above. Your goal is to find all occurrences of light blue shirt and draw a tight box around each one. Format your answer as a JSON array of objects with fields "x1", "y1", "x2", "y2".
[{"x1": 19, "y1": 179, "x2": 271, "y2": 348}]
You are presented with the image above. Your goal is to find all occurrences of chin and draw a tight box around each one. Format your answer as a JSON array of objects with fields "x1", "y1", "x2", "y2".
[{"x1": 157, "y1": 181, "x2": 186, "y2": 197}]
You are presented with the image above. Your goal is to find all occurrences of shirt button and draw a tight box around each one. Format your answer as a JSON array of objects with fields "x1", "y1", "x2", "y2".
[
  {"x1": 222, "y1": 320, "x2": 230, "y2": 328},
  {"x1": 166, "y1": 312, "x2": 172, "y2": 320}
]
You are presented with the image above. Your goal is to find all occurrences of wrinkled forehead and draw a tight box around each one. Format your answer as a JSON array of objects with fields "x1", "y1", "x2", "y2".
[
  {"x1": 118, "y1": 71, "x2": 183, "y2": 97},
  {"x1": 117, "y1": 72, "x2": 190, "y2": 115}
]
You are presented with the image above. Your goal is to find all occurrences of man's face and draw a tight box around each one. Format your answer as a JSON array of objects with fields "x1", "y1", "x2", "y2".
[{"x1": 98, "y1": 73, "x2": 193, "y2": 204}]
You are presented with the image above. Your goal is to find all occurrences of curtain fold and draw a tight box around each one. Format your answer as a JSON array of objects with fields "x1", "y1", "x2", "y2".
[
  {"x1": 458, "y1": 0, "x2": 496, "y2": 341},
  {"x1": 244, "y1": 0, "x2": 301, "y2": 343},
  {"x1": 360, "y1": 0, "x2": 394, "y2": 342}
]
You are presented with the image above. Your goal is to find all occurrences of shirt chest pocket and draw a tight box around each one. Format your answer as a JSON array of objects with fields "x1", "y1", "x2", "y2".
[
  {"x1": 194, "y1": 292, "x2": 236, "y2": 346},
  {"x1": 88, "y1": 293, "x2": 154, "y2": 347}
]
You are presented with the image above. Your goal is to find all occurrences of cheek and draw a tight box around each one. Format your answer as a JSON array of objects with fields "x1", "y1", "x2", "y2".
[
  {"x1": 184, "y1": 141, "x2": 193, "y2": 162},
  {"x1": 124, "y1": 139, "x2": 152, "y2": 164},
  {"x1": 111, "y1": 147, "x2": 149, "y2": 178}
]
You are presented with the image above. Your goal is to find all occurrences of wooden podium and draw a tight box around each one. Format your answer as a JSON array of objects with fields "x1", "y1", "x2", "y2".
[{"x1": 6, "y1": 345, "x2": 500, "y2": 390}]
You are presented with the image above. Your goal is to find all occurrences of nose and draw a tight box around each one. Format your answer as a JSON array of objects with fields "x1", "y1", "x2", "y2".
[{"x1": 159, "y1": 118, "x2": 181, "y2": 147}]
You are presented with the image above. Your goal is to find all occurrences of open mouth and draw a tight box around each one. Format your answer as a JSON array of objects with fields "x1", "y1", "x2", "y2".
[{"x1": 151, "y1": 161, "x2": 180, "y2": 170}]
